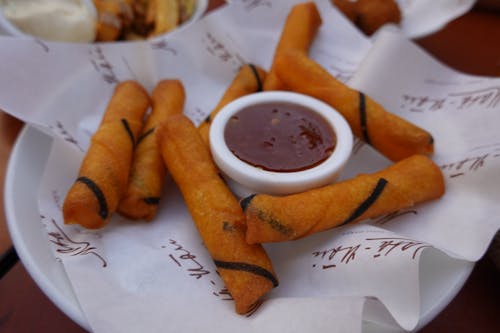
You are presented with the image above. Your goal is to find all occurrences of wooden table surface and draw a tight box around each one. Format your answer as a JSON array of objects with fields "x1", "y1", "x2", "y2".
[{"x1": 1, "y1": 1, "x2": 499, "y2": 332}]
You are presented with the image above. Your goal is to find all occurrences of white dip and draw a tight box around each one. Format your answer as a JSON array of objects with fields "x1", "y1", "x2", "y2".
[{"x1": 1, "y1": 0, "x2": 96, "y2": 42}]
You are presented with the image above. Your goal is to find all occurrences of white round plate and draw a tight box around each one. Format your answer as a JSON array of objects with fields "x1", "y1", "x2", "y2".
[{"x1": 5, "y1": 126, "x2": 474, "y2": 332}]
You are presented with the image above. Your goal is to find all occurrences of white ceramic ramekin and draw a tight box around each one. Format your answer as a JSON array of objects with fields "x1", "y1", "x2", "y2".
[{"x1": 209, "y1": 91, "x2": 353, "y2": 197}]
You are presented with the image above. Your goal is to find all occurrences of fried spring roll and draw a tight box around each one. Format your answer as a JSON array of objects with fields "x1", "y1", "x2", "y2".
[
  {"x1": 198, "y1": 64, "x2": 266, "y2": 144},
  {"x1": 243, "y1": 155, "x2": 445, "y2": 244},
  {"x1": 118, "y1": 80, "x2": 185, "y2": 221},
  {"x1": 63, "y1": 81, "x2": 150, "y2": 229},
  {"x1": 263, "y1": 2, "x2": 322, "y2": 91},
  {"x1": 157, "y1": 114, "x2": 278, "y2": 314},
  {"x1": 179, "y1": 0, "x2": 196, "y2": 22},
  {"x1": 274, "y1": 50, "x2": 434, "y2": 161}
]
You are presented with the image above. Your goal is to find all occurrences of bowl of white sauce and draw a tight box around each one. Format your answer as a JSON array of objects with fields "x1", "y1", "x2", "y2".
[
  {"x1": 0, "y1": 0, "x2": 97, "y2": 42},
  {"x1": 0, "y1": 0, "x2": 208, "y2": 43}
]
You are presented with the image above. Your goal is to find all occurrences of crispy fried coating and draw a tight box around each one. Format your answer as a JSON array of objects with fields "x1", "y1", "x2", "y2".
[
  {"x1": 355, "y1": 0, "x2": 401, "y2": 35},
  {"x1": 332, "y1": 0, "x2": 358, "y2": 22},
  {"x1": 263, "y1": 1, "x2": 322, "y2": 91},
  {"x1": 118, "y1": 80, "x2": 185, "y2": 221},
  {"x1": 243, "y1": 155, "x2": 445, "y2": 244},
  {"x1": 198, "y1": 64, "x2": 266, "y2": 144},
  {"x1": 179, "y1": 0, "x2": 196, "y2": 22},
  {"x1": 274, "y1": 50, "x2": 434, "y2": 162},
  {"x1": 156, "y1": 114, "x2": 278, "y2": 314},
  {"x1": 148, "y1": 0, "x2": 180, "y2": 37},
  {"x1": 93, "y1": 0, "x2": 133, "y2": 41},
  {"x1": 93, "y1": 0, "x2": 195, "y2": 41},
  {"x1": 332, "y1": 0, "x2": 402, "y2": 35},
  {"x1": 63, "y1": 81, "x2": 151, "y2": 229}
]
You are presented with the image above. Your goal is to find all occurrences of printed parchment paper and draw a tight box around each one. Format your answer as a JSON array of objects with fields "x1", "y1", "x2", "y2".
[{"x1": 0, "y1": 1, "x2": 497, "y2": 332}]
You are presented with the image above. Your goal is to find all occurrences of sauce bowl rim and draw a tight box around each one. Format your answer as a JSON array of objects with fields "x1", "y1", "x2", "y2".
[{"x1": 209, "y1": 91, "x2": 353, "y2": 196}]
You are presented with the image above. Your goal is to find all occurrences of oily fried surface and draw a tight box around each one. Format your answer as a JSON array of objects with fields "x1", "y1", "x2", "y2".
[
  {"x1": 243, "y1": 155, "x2": 445, "y2": 244},
  {"x1": 63, "y1": 81, "x2": 150, "y2": 229},
  {"x1": 263, "y1": 1, "x2": 322, "y2": 91},
  {"x1": 274, "y1": 50, "x2": 434, "y2": 162},
  {"x1": 157, "y1": 114, "x2": 278, "y2": 314},
  {"x1": 118, "y1": 80, "x2": 185, "y2": 221},
  {"x1": 332, "y1": 0, "x2": 402, "y2": 35},
  {"x1": 93, "y1": 0, "x2": 196, "y2": 41}
]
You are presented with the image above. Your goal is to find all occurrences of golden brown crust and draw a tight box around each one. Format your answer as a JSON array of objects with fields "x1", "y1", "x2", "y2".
[
  {"x1": 243, "y1": 155, "x2": 445, "y2": 244},
  {"x1": 93, "y1": 0, "x2": 195, "y2": 41},
  {"x1": 355, "y1": 0, "x2": 402, "y2": 35},
  {"x1": 157, "y1": 114, "x2": 278, "y2": 314},
  {"x1": 63, "y1": 81, "x2": 151, "y2": 229},
  {"x1": 332, "y1": 0, "x2": 402, "y2": 35},
  {"x1": 263, "y1": 1, "x2": 322, "y2": 91},
  {"x1": 274, "y1": 50, "x2": 434, "y2": 162},
  {"x1": 118, "y1": 80, "x2": 185, "y2": 221}
]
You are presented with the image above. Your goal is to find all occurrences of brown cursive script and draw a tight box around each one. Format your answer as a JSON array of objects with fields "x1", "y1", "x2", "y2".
[
  {"x1": 167, "y1": 239, "x2": 210, "y2": 279},
  {"x1": 400, "y1": 86, "x2": 500, "y2": 113},
  {"x1": 312, "y1": 236, "x2": 431, "y2": 270},
  {"x1": 45, "y1": 218, "x2": 107, "y2": 267}
]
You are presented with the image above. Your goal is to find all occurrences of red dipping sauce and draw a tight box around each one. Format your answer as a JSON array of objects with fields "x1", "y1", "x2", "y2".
[{"x1": 224, "y1": 102, "x2": 336, "y2": 172}]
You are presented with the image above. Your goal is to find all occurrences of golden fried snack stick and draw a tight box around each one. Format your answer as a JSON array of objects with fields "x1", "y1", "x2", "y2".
[
  {"x1": 179, "y1": 0, "x2": 196, "y2": 22},
  {"x1": 352, "y1": 0, "x2": 402, "y2": 36},
  {"x1": 93, "y1": 0, "x2": 132, "y2": 41},
  {"x1": 149, "y1": 0, "x2": 180, "y2": 37},
  {"x1": 274, "y1": 50, "x2": 434, "y2": 161},
  {"x1": 243, "y1": 155, "x2": 445, "y2": 244},
  {"x1": 263, "y1": 1, "x2": 322, "y2": 91},
  {"x1": 157, "y1": 114, "x2": 278, "y2": 314},
  {"x1": 332, "y1": 0, "x2": 401, "y2": 35},
  {"x1": 198, "y1": 64, "x2": 267, "y2": 144},
  {"x1": 63, "y1": 81, "x2": 150, "y2": 229},
  {"x1": 118, "y1": 80, "x2": 185, "y2": 221}
]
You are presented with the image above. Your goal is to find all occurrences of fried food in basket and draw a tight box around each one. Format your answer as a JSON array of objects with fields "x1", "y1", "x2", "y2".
[
  {"x1": 242, "y1": 155, "x2": 445, "y2": 244},
  {"x1": 118, "y1": 80, "x2": 185, "y2": 221},
  {"x1": 274, "y1": 50, "x2": 434, "y2": 162},
  {"x1": 93, "y1": 0, "x2": 131, "y2": 41},
  {"x1": 93, "y1": 0, "x2": 196, "y2": 41},
  {"x1": 147, "y1": 0, "x2": 179, "y2": 37},
  {"x1": 332, "y1": 0, "x2": 402, "y2": 35},
  {"x1": 198, "y1": 64, "x2": 267, "y2": 144},
  {"x1": 179, "y1": 0, "x2": 196, "y2": 22},
  {"x1": 263, "y1": 1, "x2": 322, "y2": 91},
  {"x1": 157, "y1": 114, "x2": 278, "y2": 314},
  {"x1": 63, "y1": 81, "x2": 150, "y2": 229}
]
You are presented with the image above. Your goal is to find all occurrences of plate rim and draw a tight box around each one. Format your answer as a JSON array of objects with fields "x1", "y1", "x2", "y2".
[{"x1": 4, "y1": 125, "x2": 91, "y2": 331}]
